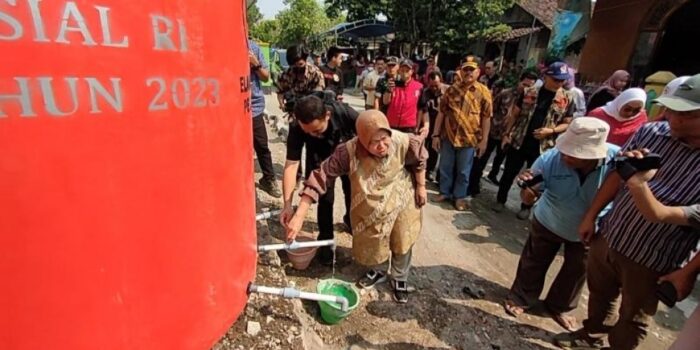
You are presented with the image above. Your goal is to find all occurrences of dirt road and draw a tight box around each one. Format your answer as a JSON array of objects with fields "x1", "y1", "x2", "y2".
[{"x1": 223, "y1": 92, "x2": 693, "y2": 350}]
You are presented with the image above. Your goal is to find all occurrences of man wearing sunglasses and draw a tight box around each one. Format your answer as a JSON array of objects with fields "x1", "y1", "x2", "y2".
[{"x1": 495, "y1": 61, "x2": 575, "y2": 219}]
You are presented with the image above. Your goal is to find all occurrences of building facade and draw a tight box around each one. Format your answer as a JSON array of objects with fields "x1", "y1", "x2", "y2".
[{"x1": 579, "y1": 0, "x2": 700, "y2": 85}]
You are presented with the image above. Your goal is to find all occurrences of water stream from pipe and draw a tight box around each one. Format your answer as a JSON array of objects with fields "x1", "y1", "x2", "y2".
[{"x1": 331, "y1": 243, "x2": 337, "y2": 279}]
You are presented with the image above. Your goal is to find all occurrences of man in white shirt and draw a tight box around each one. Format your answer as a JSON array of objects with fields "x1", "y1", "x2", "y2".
[{"x1": 363, "y1": 58, "x2": 386, "y2": 110}]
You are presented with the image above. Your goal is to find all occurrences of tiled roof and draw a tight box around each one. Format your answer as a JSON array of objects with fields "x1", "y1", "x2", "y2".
[
  {"x1": 486, "y1": 27, "x2": 542, "y2": 42},
  {"x1": 517, "y1": 0, "x2": 558, "y2": 29}
]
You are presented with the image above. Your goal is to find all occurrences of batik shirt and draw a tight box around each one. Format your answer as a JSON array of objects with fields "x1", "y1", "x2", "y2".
[
  {"x1": 276, "y1": 64, "x2": 325, "y2": 98},
  {"x1": 490, "y1": 88, "x2": 520, "y2": 140},
  {"x1": 509, "y1": 86, "x2": 574, "y2": 153},
  {"x1": 439, "y1": 81, "x2": 493, "y2": 148}
]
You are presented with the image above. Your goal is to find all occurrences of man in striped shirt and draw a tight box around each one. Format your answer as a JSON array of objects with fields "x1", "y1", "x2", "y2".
[{"x1": 555, "y1": 73, "x2": 700, "y2": 349}]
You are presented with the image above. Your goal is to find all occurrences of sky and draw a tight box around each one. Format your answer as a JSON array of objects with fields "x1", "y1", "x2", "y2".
[
  {"x1": 257, "y1": 0, "x2": 287, "y2": 19},
  {"x1": 257, "y1": 0, "x2": 327, "y2": 19}
]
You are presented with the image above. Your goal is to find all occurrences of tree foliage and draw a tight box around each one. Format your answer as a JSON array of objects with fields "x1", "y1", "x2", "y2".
[
  {"x1": 325, "y1": 0, "x2": 515, "y2": 53},
  {"x1": 325, "y1": 0, "x2": 389, "y2": 22},
  {"x1": 246, "y1": 1, "x2": 263, "y2": 27},
  {"x1": 250, "y1": 19, "x2": 281, "y2": 44},
  {"x1": 248, "y1": 0, "x2": 341, "y2": 49},
  {"x1": 276, "y1": 0, "x2": 333, "y2": 48}
]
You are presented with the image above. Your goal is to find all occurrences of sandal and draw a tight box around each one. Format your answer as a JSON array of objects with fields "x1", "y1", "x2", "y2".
[
  {"x1": 357, "y1": 269, "x2": 387, "y2": 289},
  {"x1": 432, "y1": 194, "x2": 451, "y2": 203},
  {"x1": 551, "y1": 313, "x2": 577, "y2": 332},
  {"x1": 545, "y1": 304, "x2": 578, "y2": 332},
  {"x1": 455, "y1": 199, "x2": 470, "y2": 211},
  {"x1": 392, "y1": 280, "x2": 409, "y2": 304},
  {"x1": 503, "y1": 299, "x2": 526, "y2": 318},
  {"x1": 553, "y1": 329, "x2": 606, "y2": 349}
]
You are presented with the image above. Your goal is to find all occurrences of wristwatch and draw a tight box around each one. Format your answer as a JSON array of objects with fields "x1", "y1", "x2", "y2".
[{"x1": 252, "y1": 64, "x2": 262, "y2": 71}]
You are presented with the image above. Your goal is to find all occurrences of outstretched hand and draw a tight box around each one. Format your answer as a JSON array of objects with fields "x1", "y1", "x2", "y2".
[{"x1": 285, "y1": 213, "x2": 304, "y2": 243}]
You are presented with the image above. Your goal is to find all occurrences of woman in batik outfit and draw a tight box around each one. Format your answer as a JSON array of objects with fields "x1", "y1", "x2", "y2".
[{"x1": 285, "y1": 110, "x2": 428, "y2": 303}]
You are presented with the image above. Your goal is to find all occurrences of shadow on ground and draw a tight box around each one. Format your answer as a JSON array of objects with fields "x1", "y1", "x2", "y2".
[
  {"x1": 285, "y1": 261, "x2": 561, "y2": 349},
  {"x1": 362, "y1": 264, "x2": 558, "y2": 349},
  {"x1": 452, "y1": 202, "x2": 531, "y2": 257}
]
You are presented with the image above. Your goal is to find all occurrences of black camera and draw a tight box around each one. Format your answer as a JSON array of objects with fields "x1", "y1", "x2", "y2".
[
  {"x1": 656, "y1": 280, "x2": 678, "y2": 308},
  {"x1": 517, "y1": 174, "x2": 544, "y2": 189},
  {"x1": 394, "y1": 78, "x2": 406, "y2": 88},
  {"x1": 614, "y1": 153, "x2": 662, "y2": 181}
]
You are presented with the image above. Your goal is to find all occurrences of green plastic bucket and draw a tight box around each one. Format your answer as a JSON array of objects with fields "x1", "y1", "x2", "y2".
[{"x1": 316, "y1": 279, "x2": 360, "y2": 324}]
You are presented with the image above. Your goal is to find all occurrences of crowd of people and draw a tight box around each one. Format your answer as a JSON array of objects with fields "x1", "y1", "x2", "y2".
[{"x1": 248, "y1": 41, "x2": 699, "y2": 349}]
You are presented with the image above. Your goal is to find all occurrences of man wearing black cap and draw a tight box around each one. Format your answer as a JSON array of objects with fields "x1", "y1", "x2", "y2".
[
  {"x1": 374, "y1": 56, "x2": 399, "y2": 113},
  {"x1": 382, "y1": 58, "x2": 428, "y2": 136},
  {"x1": 431, "y1": 55, "x2": 493, "y2": 211},
  {"x1": 495, "y1": 61, "x2": 575, "y2": 219}
]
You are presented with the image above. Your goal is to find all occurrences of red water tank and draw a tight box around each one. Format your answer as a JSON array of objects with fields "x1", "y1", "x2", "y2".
[{"x1": 0, "y1": 1, "x2": 256, "y2": 349}]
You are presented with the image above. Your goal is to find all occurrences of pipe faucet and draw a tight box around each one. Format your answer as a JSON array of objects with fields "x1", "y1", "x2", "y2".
[{"x1": 248, "y1": 284, "x2": 349, "y2": 312}]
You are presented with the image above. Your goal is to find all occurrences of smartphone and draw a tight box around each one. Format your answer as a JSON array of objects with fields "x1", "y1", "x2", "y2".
[
  {"x1": 656, "y1": 281, "x2": 677, "y2": 308},
  {"x1": 517, "y1": 174, "x2": 544, "y2": 189},
  {"x1": 614, "y1": 153, "x2": 662, "y2": 171}
]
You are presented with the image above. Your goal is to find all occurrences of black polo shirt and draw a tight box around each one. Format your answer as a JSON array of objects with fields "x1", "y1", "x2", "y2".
[
  {"x1": 286, "y1": 101, "x2": 358, "y2": 174},
  {"x1": 320, "y1": 64, "x2": 344, "y2": 97}
]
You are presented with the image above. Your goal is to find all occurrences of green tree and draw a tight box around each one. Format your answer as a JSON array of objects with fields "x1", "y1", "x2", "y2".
[
  {"x1": 325, "y1": 0, "x2": 514, "y2": 53},
  {"x1": 250, "y1": 19, "x2": 281, "y2": 44},
  {"x1": 246, "y1": 1, "x2": 263, "y2": 27},
  {"x1": 435, "y1": 0, "x2": 514, "y2": 52},
  {"x1": 325, "y1": 0, "x2": 389, "y2": 22},
  {"x1": 276, "y1": 0, "x2": 332, "y2": 48}
]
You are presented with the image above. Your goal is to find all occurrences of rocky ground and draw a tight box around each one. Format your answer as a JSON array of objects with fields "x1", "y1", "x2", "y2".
[{"x1": 216, "y1": 92, "x2": 694, "y2": 350}]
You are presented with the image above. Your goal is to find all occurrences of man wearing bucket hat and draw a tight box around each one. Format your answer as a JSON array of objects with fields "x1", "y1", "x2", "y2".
[
  {"x1": 556, "y1": 74, "x2": 700, "y2": 350},
  {"x1": 503, "y1": 117, "x2": 619, "y2": 332},
  {"x1": 286, "y1": 110, "x2": 428, "y2": 304},
  {"x1": 496, "y1": 61, "x2": 575, "y2": 219}
]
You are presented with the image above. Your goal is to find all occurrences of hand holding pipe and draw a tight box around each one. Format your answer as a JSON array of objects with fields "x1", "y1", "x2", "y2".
[
  {"x1": 256, "y1": 206, "x2": 297, "y2": 221},
  {"x1": 256, "y1": 209, "x2": 283, "y2": 221},
  {"x1": 257, "y1": 239, "x2": 336, "y2": 253}
]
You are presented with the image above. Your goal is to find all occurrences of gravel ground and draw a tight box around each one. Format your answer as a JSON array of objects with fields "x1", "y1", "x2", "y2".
[{"x1": 213, "y1": 92, "x2": 693, "y2": 350}]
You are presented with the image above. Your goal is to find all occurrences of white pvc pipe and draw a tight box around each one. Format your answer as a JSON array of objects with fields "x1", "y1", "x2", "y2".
[
  {"x1": 257, "y1": 239, "x2": 336, "y2": 252},
  {"x1": 256, "y1": 209, "x2": 282, "y2": 221},
  {"x1": 248, "y1": 284, "x2": 349, "y2": 311}
]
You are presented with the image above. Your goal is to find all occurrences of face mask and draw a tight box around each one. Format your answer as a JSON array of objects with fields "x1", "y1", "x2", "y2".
[{"x1": 293, "y1": 66, "x2": 305, "y2": 74}]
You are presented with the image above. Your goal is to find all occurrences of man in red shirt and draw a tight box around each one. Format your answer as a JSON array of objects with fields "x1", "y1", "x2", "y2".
[{"x1": 383, "y1": 59, "x2": 428, "y2": 136}]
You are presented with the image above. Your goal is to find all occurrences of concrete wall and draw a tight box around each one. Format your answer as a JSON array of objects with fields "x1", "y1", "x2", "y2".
[{"x1": 578, "y1": 0, "x2": 656, "y2": 82}]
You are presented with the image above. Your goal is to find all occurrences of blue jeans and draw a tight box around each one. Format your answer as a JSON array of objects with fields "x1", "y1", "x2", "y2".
[{"x1": 439, "y1": 139, "x2": 475, "y2": 200}]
